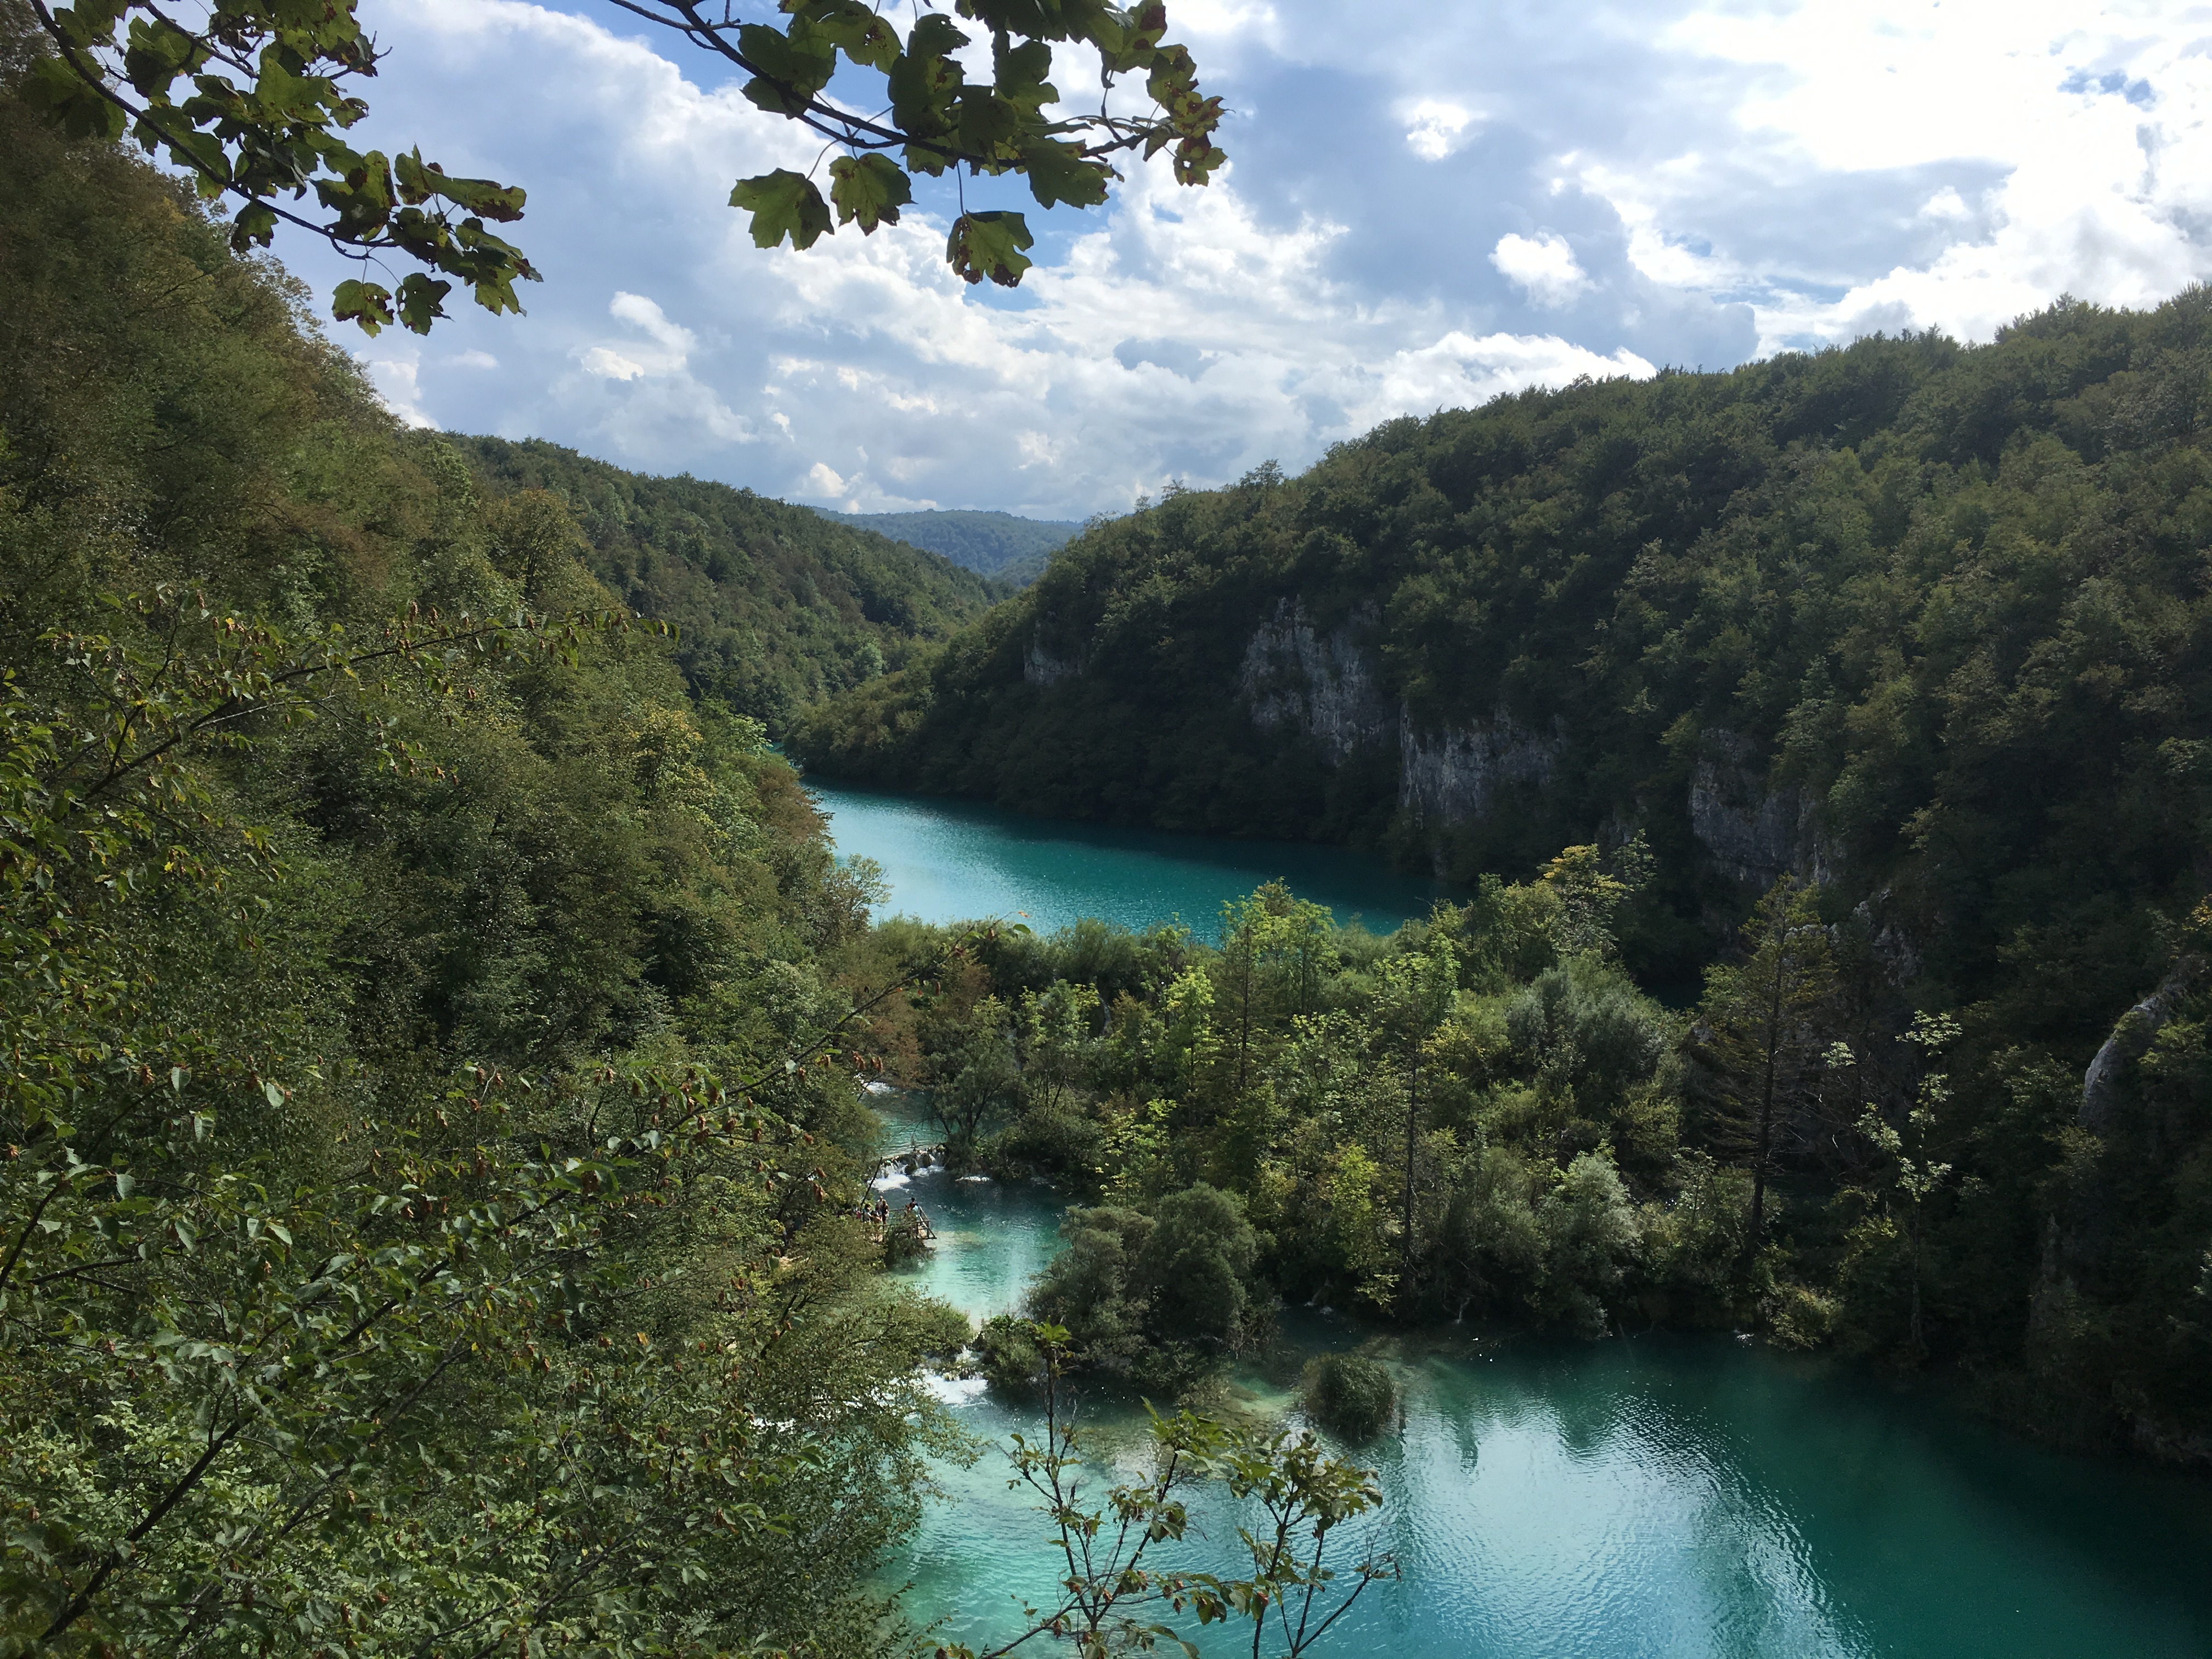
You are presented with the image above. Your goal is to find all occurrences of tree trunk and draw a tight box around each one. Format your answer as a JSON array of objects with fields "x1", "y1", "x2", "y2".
[
  {"x1": 1746, "y1": 947, "x2": 1786, "y2": 1259},
  {"x1": 1400, "y1": 1052, "x2": 1419, "y2": 1310}
]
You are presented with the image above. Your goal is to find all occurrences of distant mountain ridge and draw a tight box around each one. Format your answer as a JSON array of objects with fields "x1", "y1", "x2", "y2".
[{"x1": 822, "y1": 507, "x2": 1082, "y2": 585}]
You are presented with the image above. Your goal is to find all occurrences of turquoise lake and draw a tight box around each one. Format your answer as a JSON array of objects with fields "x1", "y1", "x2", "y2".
[
  {"x1": 805, "y1": 778, "x2": 1457, "y2": 938},
  {"x1": 882, "y1": 1160, "x2": 2212, "y2": 1659},
  {"x1": 822, "y1": 789, "x2": 2212, "y2": 1659}
]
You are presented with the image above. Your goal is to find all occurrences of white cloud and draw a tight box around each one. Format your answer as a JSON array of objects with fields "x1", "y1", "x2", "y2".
[
  {"x1": 259, "y1": 0, "x2": 2212, "y2": 516},
  {"x1": 1490, "y1": 232, "x2": 1590, "y2": 308},
  {"x1": 581, "y1": 347, "x2": 645, "y2": 381},
  {"x1": 608, "y1": 291, "x2": 695, "y2": 360},
  {"x1": 1603, "y1": 0, "x2": 2212, "y2": 350},
  {"x1": 1403, "y1": 99, "x2": 1474, "y2": 161},
  {"x1": 357, "y1": 348, "x2": 433, "y2": 427}
]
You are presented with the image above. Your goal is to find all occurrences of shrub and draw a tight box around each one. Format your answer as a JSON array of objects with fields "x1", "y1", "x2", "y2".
[
  {"x1": 975, "y1": 1314, "x2": 1045, "y2": 1391},
  {"x1": 883, "y1": 1210, "x2": 931, "y2": 1266},
  {"x1": 912, "y1": 1297, "x2": 974, "y2": 1358},
  {"x1": 1138, "y1": 1183, "x2": 1262, "y2": 1350},
  {"x1": 1303, "y1": 1352, "x2": 1397, "y2": 1439}
]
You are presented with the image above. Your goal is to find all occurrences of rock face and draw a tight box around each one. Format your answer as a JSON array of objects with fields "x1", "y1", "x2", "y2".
[
  {"x1": 2079, "y1": 956, "x2": 2205, "y2": 1135},
  {"x1": 1023, "y1": 635, "x2": 1081, "y2": 688},
  {"x1": 1239, "y1": 600, "x2": 1390, "y2": 760},
  {"x1": 1687, "y1": 728, "x2": 1829, "y2": 888},
  {"x1": 1233, "y1": 608, "x2": 1836, "y2": 891},
  {"x1": 1397, "y1": 707, "x2": 1561, "y2": 822}
]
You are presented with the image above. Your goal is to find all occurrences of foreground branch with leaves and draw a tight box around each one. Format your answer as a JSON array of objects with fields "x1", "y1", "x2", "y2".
[
  {"x1": 941, "y1": 1324, "x2": 1393, "y2": 1659},
  {"x1": 19, "y1": 0, "x2": 1223, "y2": 328}
]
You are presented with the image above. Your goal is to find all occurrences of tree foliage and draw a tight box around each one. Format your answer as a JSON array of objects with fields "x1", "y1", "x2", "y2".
[
  {"x1": 458, "y1": 437, "x2": 1002, "y2": 736},
  {"x1": 0, "y1": 76, "x2": 983, "y2": 1654}
]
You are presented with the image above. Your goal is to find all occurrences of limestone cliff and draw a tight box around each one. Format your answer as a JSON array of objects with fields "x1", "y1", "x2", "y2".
[
  {"x1": 1022, "y1": 634, "x2": 1082, "y2": 688},
  {"x1": 1396, "y1": 707, "x2": 1562, "y2": 823},
  {"x1": 1233, "y1": 612, "x2": 1839, "y2": 890},
  {"x1": 1238, "y1": 600, "x2": 1390, "y2": 760},
  {"x1": 1686, "y1": 728, "x2": 1831, "y2": 889}
]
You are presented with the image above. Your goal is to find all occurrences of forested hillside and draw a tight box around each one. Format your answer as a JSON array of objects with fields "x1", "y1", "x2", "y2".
[
  {"x1": 823, "y1": 507, "x2": 1082, "y2": 584},
  {"x1": 0, "y1": 38, "x2": 975, "y2": 1652},
  {"x1": 799, "y1": 301, "x2": 2212, "y2": 1458},
  {"x1": 797, "y1": 307, "x2": 2212, "y2": 1000},
  {"x1": 459, "y1": 439, "x2": 1002, "y2": 733}
]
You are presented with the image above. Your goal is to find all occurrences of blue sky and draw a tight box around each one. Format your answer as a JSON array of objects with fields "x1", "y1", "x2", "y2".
[{"x1": 276, "y1": 0, "x2": 2212, "y2": 519}]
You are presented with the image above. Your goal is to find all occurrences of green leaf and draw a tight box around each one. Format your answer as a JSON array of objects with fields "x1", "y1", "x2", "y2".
[
  {"x1": 737, "y1": 21, "x2": 837, "y2": 114},
  {"x1": 397, "y1": 272, "x2": 454, "y2": 334},
  {"x1": 907, "y1": 12, "x2": 970, "y2": 59},
  {"x1": 952, "y1": 89, "x2": 1021, "y2": 155},
  {"x1": 332, "y1": 278, "x2": 394, "y2": 336},
  {"x1": 992, "y1": 34, "x2": 1056, "y2": 113},
  {"x1": 947, "y1": 211, "x2": 1034, "y2": 287},
  {"x1": 121, "y1": 15, "x2": 200, "y2": 98},
  {"x1": 827, "y1": 153, "x2": 911, "y2": 233},
  {"x1": 229, "y1": 201, "x2": 278, "y2": 250},
  {"x1": 1022, "y1": 137, "x2": 1111, "y2": 210},
  {"x1": 20, "y1": 55, "x2": 128, "y2": 142},
  {"x1": 729, "y1": 169, "x2": 832, "y2": 251},
  {"x1": 396, "y1": 149, "x2": 527, "y2": 222},
  {"x1": 790, "y1": 0, "x2": 901, "y2": 71}
]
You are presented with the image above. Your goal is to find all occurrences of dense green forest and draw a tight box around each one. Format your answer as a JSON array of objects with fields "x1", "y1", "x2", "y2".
[
  {"x1": 0, "y1": 19, "x2": 1392, "y2": 1652},
  {"x1": 0, "y1": 42, "x2": 958, "y2": 1652},
  {"x1": 457, "y1": 439, "x2": 1002, "y2": 734},
  {"x1": 822, "y1": 507, "x2": 1082, "y2": 585},
  {"x1": 799, "y1": 300, "x2": 2212, "y2": 1460}
]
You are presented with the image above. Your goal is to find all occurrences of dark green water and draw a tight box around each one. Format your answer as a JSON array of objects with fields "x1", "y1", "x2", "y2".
[
  {"x1": 879, "y1": 1156, "x2": 2212, "y2": 1659},
  {"x1": 806, "y1": 779, "x2": 1456, "y2": 937}
]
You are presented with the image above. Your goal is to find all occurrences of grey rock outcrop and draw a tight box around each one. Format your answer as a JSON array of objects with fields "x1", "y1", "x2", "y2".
[
  {"x1": 1239, "y1": 600, "x2": 1390, "y2": 760},
  {"x1": 2079, "y1": 956, "x2": 2205, "y2": 1135},
  {"x1": 1688, "y1": 728, "x2": 1830, "y2": 888},
  {"x1": 1023, "y1": 635, "x2": 1082, "y2": 688},
  {"x1": 1397, "y1": 707, "x2": 1560, "y2": 822}
]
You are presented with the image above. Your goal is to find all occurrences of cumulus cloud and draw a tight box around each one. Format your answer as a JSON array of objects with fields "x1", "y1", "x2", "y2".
[
  {"x1": 357, "y1": 348, "x2": 432, "y2": 427},
  {"x1": 1490, "y1": 232, "x2": 1590, "y2": 308},
  {"x1": 264, "y1": 0, "x2": 2212, "y2": 516},
  {"x1": 1613, "y1": 0, "x2": 2212, "y2": 350},
  {"x1": 1403, "y1": 99, "x2": 1474, "y2": 161},
  {"x1": 581, "y1": 348, "x2": 645, "y2": 381}
]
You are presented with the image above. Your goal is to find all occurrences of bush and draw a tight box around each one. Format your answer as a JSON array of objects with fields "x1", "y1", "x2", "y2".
[
  {"x1": 1029, "y1": 1205, "x2": 1154, "y2": 1373},
  {"x1": 1534, "y1": 1150, "x2": 1644, "y2": 1334},
  {"x1": 975, "y1": 1314, "x2": 1044, "y2": 1391},
  {"x1": 1302, "y1": 1352, "x2": 1397, "y2": 1439},
  {"x1": 1765, "y1": 1280, "x2": 1842, "y2": 1350},
  {"x1": 912, "y1": 1296, "x2": 974, "y2": 1358},
  {"x1": 1137, "y1": 1183, "x2": 1262, "y2": 1350},
  {"x1": 883, "y1": 1210, "x2": 931, "y2": 1266}
]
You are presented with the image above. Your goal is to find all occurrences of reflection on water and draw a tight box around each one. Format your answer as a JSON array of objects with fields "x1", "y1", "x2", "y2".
[
  {"x1": 806, "y1": 779, "x2": 1457, "y2": 938},
  {"x1": 881, "y1": 1154, "x2": 2212, "y2": 1659}
]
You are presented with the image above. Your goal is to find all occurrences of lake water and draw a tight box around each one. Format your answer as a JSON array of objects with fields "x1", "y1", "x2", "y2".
[
  {"x1": 826, "y1": 789, "x2": 2212, "y2": 1658},
  {"x1": 805, "y1": 778, "x2": 1457, "y2": 938},
  {"x1": 882, "y1": 1156, "x2": 2212, "y2": 1659}
]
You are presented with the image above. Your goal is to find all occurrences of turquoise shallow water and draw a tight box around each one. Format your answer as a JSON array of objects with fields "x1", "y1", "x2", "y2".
[
  {"x1": 880, "y1": 1158, "x2": 2212, "y2": 1659},
  {"x1": 805, "y1": 778, "x2": 1455, "y2": 938},
  {"x1": 828, "y1": 791, "x2": 2212, "y2": 1658}
]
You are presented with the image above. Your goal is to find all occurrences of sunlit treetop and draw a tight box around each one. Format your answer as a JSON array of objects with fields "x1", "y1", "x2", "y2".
[{"x1": 20, "y1": 0, "x2": 1225, "y2": 334}]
